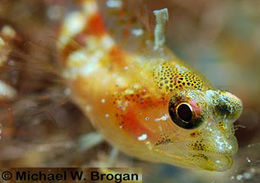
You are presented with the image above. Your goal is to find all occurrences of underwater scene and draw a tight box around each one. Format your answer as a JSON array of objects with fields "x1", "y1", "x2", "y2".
[{"x1": 0, "y1": 0, "x2": 259, "y2": 182}]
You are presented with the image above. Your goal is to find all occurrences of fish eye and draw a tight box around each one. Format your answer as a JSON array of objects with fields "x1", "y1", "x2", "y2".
[
  {"x1": 168, "y1": 101, "x2": 203, "y2": 129},
  {"x1": 177, "y1": 103, "x2": 193, "y2": 122}
]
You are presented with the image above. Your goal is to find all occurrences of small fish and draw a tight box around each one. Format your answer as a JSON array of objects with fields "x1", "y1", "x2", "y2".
[{"x1": 58, "y1": 0, "x2": 242, "y2": 171}]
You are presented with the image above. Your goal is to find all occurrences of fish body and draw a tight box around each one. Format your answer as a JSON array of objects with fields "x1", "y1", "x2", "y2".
[{"x1": 58, "y1": 0, "x2": 242, "y2": 171}]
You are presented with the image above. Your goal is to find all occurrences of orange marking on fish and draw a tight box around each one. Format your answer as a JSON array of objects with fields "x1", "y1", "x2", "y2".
[
  {"x1": 121, "y1": 107, "x2": 153, "y2": 139},
  {"x1": 108, "y1": 46, "x2": 127, "y2": 67},
  {"x1": 84, "y1": 13, "x2": 107, "y2": 37}
]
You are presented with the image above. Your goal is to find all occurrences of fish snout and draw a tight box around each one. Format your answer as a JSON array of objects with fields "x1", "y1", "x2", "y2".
[{"x1": 214, "y1": 91, "x2": 243, "y2": 123}]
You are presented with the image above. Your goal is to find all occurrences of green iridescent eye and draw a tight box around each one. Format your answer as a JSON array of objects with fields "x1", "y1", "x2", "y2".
[{"x1": 169, "y1": 101, "x2": 203, "y2": 129}]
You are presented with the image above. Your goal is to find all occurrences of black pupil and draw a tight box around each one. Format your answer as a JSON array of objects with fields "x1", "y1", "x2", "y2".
[{"x1": 177, "y1": 104, "x2": 192, "y2": 122}]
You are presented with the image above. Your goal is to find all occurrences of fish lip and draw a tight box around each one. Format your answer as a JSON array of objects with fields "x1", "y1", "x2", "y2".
[
  {"x1": 153, "y1": 145, "x2": 234, "y2": 171},
  {"x1": 189, "y1": 149, "x2": 235, "y2": 158},
  {"x1": 203, "y1": 151, "x2": 234, "y2": 157},
  {"x1": 189, "y1": 151, "x2": 234, "y2": 171},
  {"x1": 192, "y1": 143, "x2": 238, "y2": 156}
]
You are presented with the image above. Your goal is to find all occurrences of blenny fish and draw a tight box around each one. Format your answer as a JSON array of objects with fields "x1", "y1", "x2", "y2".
[{"x1": 58, "y1": 0, "x2": 242, "y2": 171}]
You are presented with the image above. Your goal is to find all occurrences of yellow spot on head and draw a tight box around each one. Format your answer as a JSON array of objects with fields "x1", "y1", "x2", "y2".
[{"x1": 218, "y1": 121, "x2": 226, "y2": 133}]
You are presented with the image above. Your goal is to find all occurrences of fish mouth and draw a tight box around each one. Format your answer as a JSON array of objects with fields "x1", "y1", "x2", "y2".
[
  {"x1": 189, "y1": 151, "x2": 234, "y2": 171},
  {"x1": 153, "y1": 143, "x2": 235, "y2": 171},
  {"x1": 153, "y1": 132, "x2": 238, "y2": 171},
  {"x1": 189, "y1": 135, "x2": 238, "y2": 171}
]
